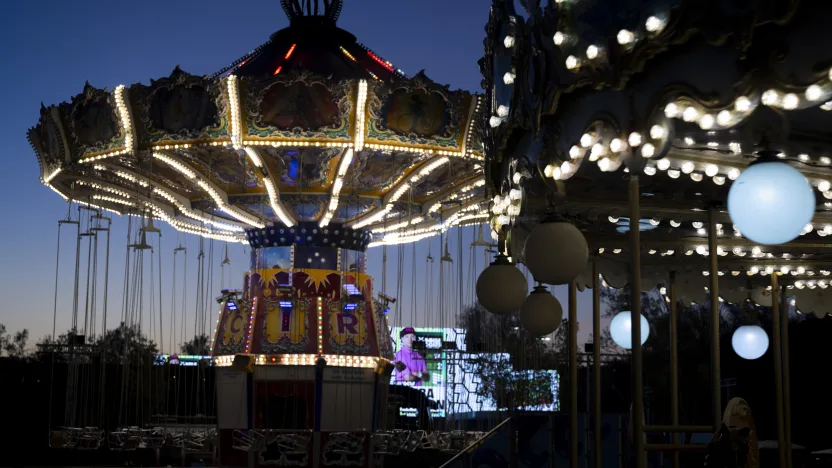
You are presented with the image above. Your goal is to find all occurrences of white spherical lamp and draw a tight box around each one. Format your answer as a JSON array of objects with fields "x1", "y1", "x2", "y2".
[
  {"x1": 519, "y1": 286, "x2": 564, "y2": 337},
  {"x1": 476, "y1": 254, "x2": 528, "y2": 315},
  {"x1": 728, "y1": 155, "x2": 815, "y2": 245},
  {"x1": 731, "y1": 325, "x2": 769, "y2": 360},
  {"x1": 524, "y1": 218, "x2": 588, "y2": 285},
  {"x1": 609, "y1": 311, "x2": 650, "y2": 349}
]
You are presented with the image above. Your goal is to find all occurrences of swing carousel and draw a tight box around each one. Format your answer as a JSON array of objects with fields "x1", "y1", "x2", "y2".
[{"x1": 30, "y1": 1, "x2": 494, "y2": 466}]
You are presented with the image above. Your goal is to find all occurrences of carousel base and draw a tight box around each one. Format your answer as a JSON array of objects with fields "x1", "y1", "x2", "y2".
[
  {"x1": 49, "y1": 426, "x2": 217, "y2": 453},
  {"x1": 44, "y1": 427, "x2": 485, "y2": 468},
  {"x1": 220, "y1": 428, "x2": 485, "y2": 467}
]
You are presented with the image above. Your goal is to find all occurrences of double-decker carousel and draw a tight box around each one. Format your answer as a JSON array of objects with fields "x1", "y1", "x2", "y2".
[
  {"x1": 477, "y1": 0, "x2": 832, "y2": 467},
  {"x1": 30, "y1": 1, "x2": 490, "y2": 466}
]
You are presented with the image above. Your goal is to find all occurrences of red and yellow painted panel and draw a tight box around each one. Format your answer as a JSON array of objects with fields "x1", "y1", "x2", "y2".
[
  {"x1": 214, "y1": 299, "x2": 248, "y2": 355},
  {"x1": 221, "y1": 267, "x2": 382, "y2": 357},
  {"x1": 322, "y1": 274, "x2": 379, "y2": 356}
]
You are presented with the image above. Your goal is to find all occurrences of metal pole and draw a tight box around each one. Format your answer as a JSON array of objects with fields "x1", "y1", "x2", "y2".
[
  {"x1": 781, "y1": 285, "x2": 793, "y2": 467},
  {"x1": 707, "y1": 206, "x2": 721, "y2": 431},
  {"x1": 628, "y1": 175, "x2": 645, "y2": 468},
  {"x1": 770, "y1": 273, "x2": 786, "y2": 468},
  {"x1": 669, "y1": 271, "x2": 679, "y2": 468},
  {"x1": 569, "y1": 280, "x2": 579, "y2": 467},
  {"x1": 592, "y1": 259, "x2": 602, "y2": 468}
]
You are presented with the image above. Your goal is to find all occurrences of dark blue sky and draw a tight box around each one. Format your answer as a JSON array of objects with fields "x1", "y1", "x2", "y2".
[{"x1": 0, "y1": 0, "x2": 597, "y2": 351}]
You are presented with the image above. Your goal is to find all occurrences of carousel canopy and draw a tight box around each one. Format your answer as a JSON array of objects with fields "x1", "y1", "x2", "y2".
[
  {"x1": 29, "y1": 0, "x2": 486, "y2": 248},
  {"x1": 483, "y1": 0, "x2": 832, "y2": 317}
]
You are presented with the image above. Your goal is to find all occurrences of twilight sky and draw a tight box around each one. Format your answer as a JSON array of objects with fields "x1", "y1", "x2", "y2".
[{"x1": 0, "y1": 0, "x2": 599, "y2": 352}]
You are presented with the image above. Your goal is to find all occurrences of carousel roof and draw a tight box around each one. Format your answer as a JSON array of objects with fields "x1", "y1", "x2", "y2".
[
  {"x1": 212, "y1": 0, "x2": 406, "y2": 81},
  {"x1": 482, "y1": 0, "x2": 832, "y2": 317},
  {"x1": 29, "y1": 0, "x2": 487, "y2": 247}
]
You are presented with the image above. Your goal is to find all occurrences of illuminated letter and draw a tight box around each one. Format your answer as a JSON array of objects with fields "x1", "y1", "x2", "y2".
[{"x1": 337, "y1": 313, "x2": 359, "y2": 334}]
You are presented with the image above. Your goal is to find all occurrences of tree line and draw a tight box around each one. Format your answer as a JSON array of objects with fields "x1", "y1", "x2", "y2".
[{"x1": 0, "y1": 323, "x2": 211, "y2": 360}]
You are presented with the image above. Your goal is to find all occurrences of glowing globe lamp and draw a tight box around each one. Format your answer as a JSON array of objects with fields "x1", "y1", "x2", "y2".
[
  {"x1": 731, "y1": 325, "x2": 769, "y2": 360},
  {"x1": 728, "y1": 161, "x2": 815, "y2": 245},
  {"x1": 609, "y1": 311, "x2": 649, "y2": 349}
]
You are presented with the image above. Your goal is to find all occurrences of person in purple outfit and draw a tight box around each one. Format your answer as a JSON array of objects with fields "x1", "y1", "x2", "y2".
[{"x1": 394, "y1": 328, "x2": 429, "y2": 386}]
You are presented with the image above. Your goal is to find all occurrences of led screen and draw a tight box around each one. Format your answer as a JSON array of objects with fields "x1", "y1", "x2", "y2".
[{"x1": 389, "y1": 327, "x2": 559, "y2": 417}]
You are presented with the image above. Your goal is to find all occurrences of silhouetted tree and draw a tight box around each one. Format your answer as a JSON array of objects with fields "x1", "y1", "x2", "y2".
[
  {"x1": 35, "y1": 323, "x2": 157, "y2": 363},
  {"x1": 181, "y1": 334, "x2": 210, "y2": 355},
  {"x1": 0, "y1": 324, "x2": 29, "y2": 359},
  {"x1": 458, "y1": 304, "x2": 563, "y2": 411},
  {"x1": 95, "y1": 322, "x2": 158, "y2": 363}
]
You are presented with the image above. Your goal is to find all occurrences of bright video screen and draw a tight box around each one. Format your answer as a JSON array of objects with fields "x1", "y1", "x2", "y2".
[
  {"x1": 389, "y1": 327, "x2": 559, "y2": 417},
  {"x1": 152, "y1": 355, "x2": 212, "y2": 366}
]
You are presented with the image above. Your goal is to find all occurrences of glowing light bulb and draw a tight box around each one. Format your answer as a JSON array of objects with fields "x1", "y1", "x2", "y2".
[
  {"x1": 586, "y1": 45, "x2": 600, "y2": 59},
  {"x1": 735, "y1": 96, "x2": 752, "y2": 111},
  {"x1": 782, "y1": 93, "x2": 800, "y2": 110},
  {"x1": 806, "y1": 85, "x2": 823, "y2": 102},
  {"x1": 699, "y1": 114, "x2": 715, "y2": 130},
  {"x1": 580, "y1": 133, "x2": 594, "y2": 148},
  {"x1": 650, "y1": 125, "x2": 665, "y2": 140},
  {"x1": 762, "y1": 89, "x2": 779, "y2": 106},
  {"x1": 705, "y1": 164, "x2": 719, "y2": 177},
  {"x1": 566, "y1": 55, "x2": 579, "y2": 70},
  {"x1": 645, "y1": 15, "x2": 666, "y2": 33},
  {"x1": 617, "y1": 29, "x2": 635, "y2": 44}
]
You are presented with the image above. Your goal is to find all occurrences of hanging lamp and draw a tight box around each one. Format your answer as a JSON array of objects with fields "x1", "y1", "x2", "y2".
[
  {"x1": 609, "y1": 286, "x2": 650, "y2": 349},
  {"x1": 523, "y1": 213, "x2": 588, "y2": 285},
  {"x1": 732, "y1": 300, "x2": 769, "y2": 360},
  {"x1": 519, "y1": 284, "x2": 563, "y2": 337},
  {"x1": 728, "y1": 147, "x2": 815, "y2": 245}
]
